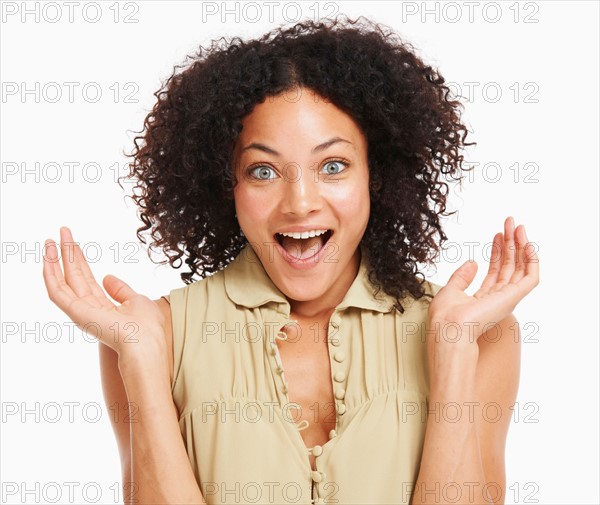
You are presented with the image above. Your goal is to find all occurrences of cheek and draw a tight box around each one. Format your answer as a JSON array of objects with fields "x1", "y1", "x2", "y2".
[
  {"x1": 233, "y1": 188, "x2": 271, "y2": 230},
  {"x1": 327, "y1": 178, "x2": 370, "y2": 220}
]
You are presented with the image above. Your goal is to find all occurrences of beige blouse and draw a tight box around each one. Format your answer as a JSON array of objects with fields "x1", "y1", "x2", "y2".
[{"x1": 168, "y1": 242, "x2": 442, "y2": 504}]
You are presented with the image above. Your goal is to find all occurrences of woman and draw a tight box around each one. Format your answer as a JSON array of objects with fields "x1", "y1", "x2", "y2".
[{"x1": 42, "y1": 16, "x2": 539, "y2": 505}]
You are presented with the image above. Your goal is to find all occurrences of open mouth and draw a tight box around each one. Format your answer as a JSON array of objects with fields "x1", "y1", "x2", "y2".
[{"x1": 274, "y1": 229, "x2": 334, "y2": 261}]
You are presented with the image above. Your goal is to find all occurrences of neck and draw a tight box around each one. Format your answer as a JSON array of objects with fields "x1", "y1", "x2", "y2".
[{"x1": 287, "y1": 246, "x2": 362, "y2": 319}]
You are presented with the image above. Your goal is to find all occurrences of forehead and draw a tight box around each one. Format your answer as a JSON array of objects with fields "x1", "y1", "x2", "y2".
[{"x1": 235, "y1": 88, "x2": 366, "y2": 153}]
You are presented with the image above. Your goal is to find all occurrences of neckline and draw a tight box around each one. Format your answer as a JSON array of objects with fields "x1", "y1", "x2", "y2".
[{"x1": 223, "y1": 242, "x2": 397, "y2": 314}]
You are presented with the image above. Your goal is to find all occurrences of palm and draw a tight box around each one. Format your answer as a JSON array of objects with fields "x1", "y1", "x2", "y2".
[
  {"x1": 428, "y1": 217, "x2": 539, "y2": 342},
  {"x1": 42, "y1": 227, "x2": 166, "y2": 354}
]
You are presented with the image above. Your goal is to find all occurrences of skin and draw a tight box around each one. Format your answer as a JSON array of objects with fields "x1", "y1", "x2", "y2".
[
  {"x1": 231, "y1": 87, "x2": 370, "y2": 319},
  {"x1": 231, "y1": 88, "x2": 373, "y2": 466},
  {"x1": 42, "y1": 86, "x2": 539, "y2": 504},
  {"x1": 412, "y1": 218, "x2": 539, "y2": 505}
]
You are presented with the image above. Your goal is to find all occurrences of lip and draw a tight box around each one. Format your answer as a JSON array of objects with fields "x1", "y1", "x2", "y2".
[{"x1": 274, "y1": 231, "x2": 335, "y2": 270}]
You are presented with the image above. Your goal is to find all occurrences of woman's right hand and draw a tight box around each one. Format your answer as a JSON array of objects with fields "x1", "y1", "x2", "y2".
[{"x1": 42, "y1": 226, "x2": 167, "y2": 359}]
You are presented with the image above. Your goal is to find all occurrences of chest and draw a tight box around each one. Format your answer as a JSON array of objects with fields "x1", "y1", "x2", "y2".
[{"x1": 275, "y1": 317, "x2": 336, "y2": 469}]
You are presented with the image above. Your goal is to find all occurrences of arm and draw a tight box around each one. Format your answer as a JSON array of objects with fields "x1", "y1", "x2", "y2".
[
  {"x1": 98, "y1": 342, "x2": 132, "y2": 503},
  {"x1": 43, "y1": 227, "x2": 205, "y2": 504},
  {"x1": 119, "y1": 336, "x2": 205, "y2": 504},
  {"x1": 412, "y1": 217, "x2": 538, "y2": 505},
  {"x1": 412, "y1": 315, "x2": 520, "y2": 505},
  {"x1": 99, "y1": 297, "x2": 204, "y2": 504}
]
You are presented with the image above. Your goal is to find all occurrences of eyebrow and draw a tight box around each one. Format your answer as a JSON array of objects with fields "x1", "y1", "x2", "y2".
[{"x1": 240, "y1": 136, "x2": 353, "y2": 156}]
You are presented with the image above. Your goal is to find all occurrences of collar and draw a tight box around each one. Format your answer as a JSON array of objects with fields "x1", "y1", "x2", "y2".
[{"x1": 223, "y1": 242, "x2": 396, "y2": 313}]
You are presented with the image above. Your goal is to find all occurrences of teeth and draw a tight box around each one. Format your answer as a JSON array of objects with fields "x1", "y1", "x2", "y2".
[{"x1": 278, "y1": 229, "x2": 330, "y2": 239}]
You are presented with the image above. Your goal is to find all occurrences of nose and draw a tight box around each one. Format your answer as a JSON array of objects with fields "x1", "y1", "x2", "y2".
[{"x1": 279, "y1": 162, "x2": 323, "y2": 216}]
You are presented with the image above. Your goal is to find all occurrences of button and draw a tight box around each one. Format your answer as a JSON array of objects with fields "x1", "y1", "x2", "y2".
[
  {"x1": 328, "y1": 429, "x2": 337, "y2": 439},
  {"x1": 296, "y1": 419, "x2": 309, "y2": 431},
  {"x1": 329, "y1": 337, "x2": 341, "y2": 346},
  {"x1": 334, "y1": 371, "x2": 345, "y2": 382},
  {"x1": 311, "y1": 471, "x2": 323, "y2": 483},
  {"x1": 334, "y1": 351, "x2": 345, "y2": 362},
  {"x1": 282, "y1": 382, "x2": 288, "y2": 394},
  {"x1": 337, "y1": 403, "x2": 346, "y2": 415},
  {"x1": 311, "y1": 445, "x2": 323, "y2": 457},
  {"x1": 335, "y1": 388, "x2": 345, "y2": 400},
  {"x1": 276, "y1": 365, "x2": 283, "y2": 374},
  {"x1": 269, "y1": 343, "x2": 277, "y2": 355}
]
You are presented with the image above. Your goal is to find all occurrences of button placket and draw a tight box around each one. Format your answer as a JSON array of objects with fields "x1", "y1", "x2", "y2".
[
  {"x1": 267, "y1": 316, "x2": 300, "y2": 412},
  {"x1": 327, "y1": 312, "x2": 348, "y2": 423},
  {"x1": 265, "y1": 308, "x2": 328, "y2": 479},
  {"x1": 265, "y1": 306, "x2": 346, "y2": 504},
  {"x1": 307, "y1": 439, "x2": 327, "y2": 500},
  {"x1": 262, "y1": 308, "x2": 292, "y2": 407},
  {"x1": 307, "y1": 311, "x2": 346, "y2": 504}
]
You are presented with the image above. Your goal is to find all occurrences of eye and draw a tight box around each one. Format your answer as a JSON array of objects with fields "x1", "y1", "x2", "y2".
[
  {"x1": 248, "y1": 165, "x2": 277, "y2": 180},
  {"x1": 321, "y1": 159, "x2": 348, "y2": 175}
]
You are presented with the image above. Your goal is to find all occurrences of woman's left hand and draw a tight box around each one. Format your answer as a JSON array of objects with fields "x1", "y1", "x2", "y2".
[{"x1": 428, "y1": 216, "x2": 539, "y2": 348}]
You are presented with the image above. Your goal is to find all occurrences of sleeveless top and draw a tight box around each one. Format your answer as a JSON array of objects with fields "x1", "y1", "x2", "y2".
[{"x1": 168, "y1": 242, "x2": 442, "y2": 505}]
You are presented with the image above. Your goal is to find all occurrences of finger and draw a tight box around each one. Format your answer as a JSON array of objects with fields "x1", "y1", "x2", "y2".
[
  {"x1": 103, "y1": 274, "x2": 138, "y2": 305},
  {"x1": 521, "y1": 227, "x2": 540, "y2": 292},
  {"x1": 44, "y1": 238, "x2": 119, "y2": 341},
  {"x1": 492, "y1": 227, "x2": 539, "y2": 313},
  {"x1": 510, "y1": 224, "x2": 527, "y2": 283},
  {"x1": 477, "y1": 232, "x2": 503, "y2": 295},
  {"x1": 60, "y1": 226, "x2": 98, "y2": 302},
  {"x1": 446, "y1": 259, "x2": 478, "y2": 292},
  {"x1": 481, "y1": 234, "x2": 539, "y2": 319},
  {"x1": 63, "y1": 228, "x2": 113, "y2": 308},
  {"x1": 43, "y1": 238, "x2": 78, "y2": 308},
  {"x1": 496, "y1": 216, "x2": 516, "y2": 286},
  {"x1": 42, "y1": 238, "x2": 65, "y2": 283}
]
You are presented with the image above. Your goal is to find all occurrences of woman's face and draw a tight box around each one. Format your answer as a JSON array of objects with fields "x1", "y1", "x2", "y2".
[{"x1": 232, "y1": 87, "x2": 371, "y2": 313}]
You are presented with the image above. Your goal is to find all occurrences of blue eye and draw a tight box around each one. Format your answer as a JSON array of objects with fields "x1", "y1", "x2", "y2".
[
  {"x1": 249, "y1": 166, "x2": 276, "y2": 180},
  {"x1": 247, "y1": 159, "x2": 349, "y2": 180},
  {"x1": 322, "y1": 159, "x2": 348, "y2": 175}
]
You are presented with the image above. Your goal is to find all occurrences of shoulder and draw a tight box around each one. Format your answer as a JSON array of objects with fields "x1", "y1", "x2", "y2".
[
  {"x1": 406, "y1": 278, "x2": 443, "y2": 309},
  {"x1": 154, "y1": 269, "x2": 231, "y2": 335},
  {"x1": 165, "y1": 268, "x2": 231, "y2": 311},
  {"x1": 422, "y1": 279, "x2": 443, "y2": 297},
  {"x1": 151, "y1": 270, "x2": 228, "y2": 384}
]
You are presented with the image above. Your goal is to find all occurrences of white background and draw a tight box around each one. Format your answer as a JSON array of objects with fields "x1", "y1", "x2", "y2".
[{"x1": 1, "y1": 1, "x2": 598, "y2": 504}]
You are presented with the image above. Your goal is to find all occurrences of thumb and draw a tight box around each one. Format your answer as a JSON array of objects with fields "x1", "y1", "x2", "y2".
[
  {"x1": 103, "y1": 274, "x2": 138, "y2": 304},
  {"x1": 446, "y1": 260, "x2": 478, "y2": 292}
]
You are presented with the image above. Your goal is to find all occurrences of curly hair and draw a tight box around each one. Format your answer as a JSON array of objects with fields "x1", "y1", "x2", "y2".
[{"x1": 122, "y1": 14, "x2": 474, "y2": 313}]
